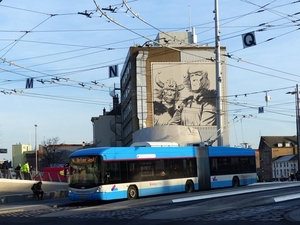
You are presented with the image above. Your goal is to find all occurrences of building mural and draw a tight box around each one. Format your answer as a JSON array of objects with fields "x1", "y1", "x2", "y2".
[{"x1": 152, "y1": 62, "x2": 216, "y2": 127}]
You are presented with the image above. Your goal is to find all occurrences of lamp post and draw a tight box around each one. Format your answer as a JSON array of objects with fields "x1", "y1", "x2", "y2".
[
  {"x1": 34, "y1": 124, "x2": 38, "y2": 174},
  {"x1": 214, "y1": 0, "x2": 223, "y2": 146},
  {"x1": 286, "y1": 84, "x2": 300, "y2": 173}
]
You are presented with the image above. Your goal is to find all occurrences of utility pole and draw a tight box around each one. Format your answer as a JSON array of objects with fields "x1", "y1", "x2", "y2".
[
  {"x1": 287, "y1": 84, "x2": 300, "y2": 173},
  {"x1": 214, "y1": 0, "x2": 223, "y2": 146},
  {"x1": 296, "y1": 84, "x2": 300, "y2": 172}
]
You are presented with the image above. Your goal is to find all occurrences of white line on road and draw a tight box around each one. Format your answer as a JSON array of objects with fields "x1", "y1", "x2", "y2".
[
  {"x1": 274, "y1": 193, "x2": 300, "y2": 202},
  {"x1": 172, "y1": 183, "x2": 300, "y2": 203}
]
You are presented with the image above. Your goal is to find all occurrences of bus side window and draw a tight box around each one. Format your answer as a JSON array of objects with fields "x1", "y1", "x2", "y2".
[
  {"x1": 155, "y1": 160, "x2": 168, "y2": 179},
  {"x1": 183, "y1": 159, "x2": 195, "y2": 177},
  {"x1": 104, "y1": 162, "x2": 121, "y2": 183},
  {"x1": 140, "y1": 161, "x2": 155, "y2": 181},
  {"x1": 169, "y1": 160, "x2": 183, "y2": 178},
  {"x1": 128, "y1": 161, "x2": 139, "y2": 181},
  {"x1": 105, "y1": 172, "x2": 110, "y2": 182}
]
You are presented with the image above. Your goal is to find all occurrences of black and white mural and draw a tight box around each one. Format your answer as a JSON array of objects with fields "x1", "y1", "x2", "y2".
[{"x1": 152, "y1": 62, "x2": 216, "y2": 127}]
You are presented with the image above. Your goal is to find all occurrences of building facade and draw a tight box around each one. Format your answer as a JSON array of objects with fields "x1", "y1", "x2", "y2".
[
  {"x1": 120, "y1": 31, "x2": 229, "y2": 146},
  {"x1": 91, "y1": 95, "x2": 122, "y2": 147},
  {"x1": 258, "y1": 136, "x2": 298, "y2": 181},
  {"x1": 12, "y1": 144, "x2": 32, "y2": 167},
  {"x1": 272, "y1": 155, "x2": 298, "y2": 181}
]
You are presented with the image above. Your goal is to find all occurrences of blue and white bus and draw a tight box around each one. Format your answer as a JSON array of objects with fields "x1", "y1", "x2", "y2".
[{"x1": 68, "y1": 145, "x2": 257, "y2": 201}]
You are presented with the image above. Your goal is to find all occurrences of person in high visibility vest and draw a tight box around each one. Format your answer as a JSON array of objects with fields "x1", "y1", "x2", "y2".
[{"x1": 20, "y1": 161, "x2": 30, "y2": 180}]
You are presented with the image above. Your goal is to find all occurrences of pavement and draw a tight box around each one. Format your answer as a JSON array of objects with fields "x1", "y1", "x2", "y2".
[
  {"x1": 0, "y1": 178, "x2": 68, "y2": 204},
  {"x1": 0, "y1": 180, "x2": 299, "y2": 221},
  {"x1": 0, "y1": 197, "x2": 71, "y2": 214},
  {"x1": 0, "y1": 189, "x2": 69, "y2": 204},
  {"x1": 0, "y1": 192, "x2": 299, "y2": 222}
]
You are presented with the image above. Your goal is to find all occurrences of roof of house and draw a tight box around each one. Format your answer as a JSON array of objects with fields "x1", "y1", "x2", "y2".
[
  {"x1": 273, "y1": 154, "x2": 298, "y2": 162},
  {"x1": 259, "y1": 136, "x2": 297, "y2": 148}
]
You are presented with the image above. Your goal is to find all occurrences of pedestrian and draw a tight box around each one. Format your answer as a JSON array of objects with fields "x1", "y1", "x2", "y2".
[
  {"x1": 15, "y1": 163, "x2": 22, "y2": 179},
  {"x1": 290, "y1": 173, "x2": 295, "y2": 181},
  {"x1": 20, "y1": 161, "x2": 30, "y2": 180},
  {"x1": 29, "y1": 165, "x2": 33, "y2": 179},
  {"x1": 1, "y1": 160, "x2": 9, "y2": 178},
  {"x1": 296, "y1": 171, "x2": 300, "y2": 181},
  {"x1": 32, "y1": 181, "x2": 44, "y2": 200}
]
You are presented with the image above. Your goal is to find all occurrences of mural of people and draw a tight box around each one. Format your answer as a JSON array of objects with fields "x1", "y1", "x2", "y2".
[
  {"x1": 169, "y1": 66, "x2": 216, "y2": 126},
  {"x1": 153, "y1": 71, "x2": 184, "y2": 125}
]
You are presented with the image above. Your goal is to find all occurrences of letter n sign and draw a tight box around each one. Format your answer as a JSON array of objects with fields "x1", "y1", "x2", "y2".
[
  {"x1": 109, "y1": 65, "x2": 118, "y2": 78},
  {"x1": 25, "y1": 78, "x2": 34, "y2": 89}
]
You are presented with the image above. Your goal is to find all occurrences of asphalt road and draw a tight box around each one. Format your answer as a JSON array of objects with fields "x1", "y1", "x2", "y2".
[
  {"x1": 0, "y1": 182, "x2": 300, "y2": 224},
  {"x1": 0, "y1": 200, "x2": 299, "y2": 225}
]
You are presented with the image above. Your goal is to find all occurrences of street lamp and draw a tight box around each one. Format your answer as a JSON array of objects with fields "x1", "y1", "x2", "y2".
[
  {"x1": 35, "y1": 124, "x2": 38, "y2": 174},
  {"x1": 286, "y1": 84, "x2": 300, "y2": 173}
]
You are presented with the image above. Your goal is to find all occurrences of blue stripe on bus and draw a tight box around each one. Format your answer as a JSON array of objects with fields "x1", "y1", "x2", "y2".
[
  {"x1": 208, "y1": 146, "x2": 255, "y2": 157},
  {"x1": 70, "y1": 147, "x2": 197, "y2": 160},
  {"x1": 69, "y1": 146, "x2": 255, "y2": 160}
]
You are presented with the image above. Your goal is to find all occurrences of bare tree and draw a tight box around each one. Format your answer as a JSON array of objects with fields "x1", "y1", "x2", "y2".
[{"x1": 39, "y1": 137, "x2": 68, "y2": 167}]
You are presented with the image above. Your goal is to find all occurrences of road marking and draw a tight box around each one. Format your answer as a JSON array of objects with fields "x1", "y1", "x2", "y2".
[
  {"x1": 172, "y1": 183, "x2": 300, "y2": 203},
  {"x1": 274, "y1": 193, "x2": 300, "y2": 202}
]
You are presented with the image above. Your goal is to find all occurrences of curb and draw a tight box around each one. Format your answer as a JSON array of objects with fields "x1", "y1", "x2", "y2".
[
  {"x1": 0, "y1": 190, "x2": 69, "y2": 204},
  {"x1": 0, "y1": 208, "x2": 24, "y2": 215}
]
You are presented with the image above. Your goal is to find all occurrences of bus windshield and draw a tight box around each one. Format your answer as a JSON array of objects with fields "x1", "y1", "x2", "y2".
[{"x1": 69, "y1": 156, "x2": 100, "y2": 188}]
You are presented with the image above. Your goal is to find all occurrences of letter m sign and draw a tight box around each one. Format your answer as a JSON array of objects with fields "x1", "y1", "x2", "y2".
[{"x1": 25, "y1": 78, "x2": 34, "y2": 89}]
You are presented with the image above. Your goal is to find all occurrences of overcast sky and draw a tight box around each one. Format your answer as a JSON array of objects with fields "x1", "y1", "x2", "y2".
[{"x1": 1, "y1": 0, "x2": 299, "y2": 160}]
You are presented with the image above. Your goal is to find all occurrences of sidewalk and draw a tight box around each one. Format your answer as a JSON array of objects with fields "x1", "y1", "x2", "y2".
[
  {"x1": 0, "y1": 189, "x2": 68, "y2": 204},
  {"x1": 0, "y1": 194, "x2": 71, "y2": 215}
]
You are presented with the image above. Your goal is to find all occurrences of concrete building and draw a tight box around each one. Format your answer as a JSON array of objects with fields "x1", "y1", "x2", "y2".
[
  {"x1": 272, "y1": 155, "x2": 298, "y2": 181},
  {"x1": 91, "y1": 95, "x2": 122, "y2": 147},
  {"x1": 12, "y1": 144, "x2": 32, "y2": 167},
  {"x1": 258, "y1": 136, "x2": 298, "y2": 181},
  {"x1": 119, "y1": 31, "x2": 229, "y2": 146}
]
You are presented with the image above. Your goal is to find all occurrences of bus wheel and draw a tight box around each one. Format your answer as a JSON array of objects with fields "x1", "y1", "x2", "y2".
[
  {"x1": 185, "y1": 180, "x2": 194, "y2": 193},
  {"x1": 232, "y1": 176, "x2": 239, "y2": 187},
  {"x1": 127, "y1": 185, "x2": 138, "y2": 200}
]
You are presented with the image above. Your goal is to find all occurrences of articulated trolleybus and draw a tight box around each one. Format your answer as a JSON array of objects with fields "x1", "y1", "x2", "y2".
[{"x1": 68, "y1": 145, "x2": 257, "y2": 201}]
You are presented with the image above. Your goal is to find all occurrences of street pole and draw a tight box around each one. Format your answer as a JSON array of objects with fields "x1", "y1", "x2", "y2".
[
  {"x1": 35, "y1": 124, "x2": 38, "y2": 174},
  {"x1": 296, "y1": 84, "x2": 300, "y2": 173},
  {"x1": 214, "y1": 0, "x2": 223, "y2": 146},
  {"x1": 287, "y1": 84, "x2": 300, "y2": 173}
]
